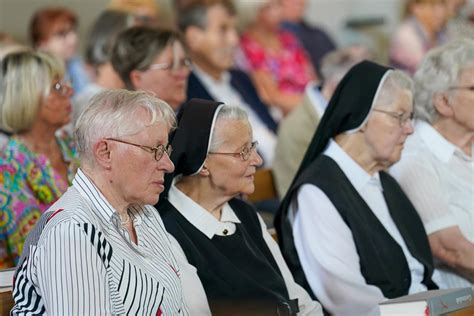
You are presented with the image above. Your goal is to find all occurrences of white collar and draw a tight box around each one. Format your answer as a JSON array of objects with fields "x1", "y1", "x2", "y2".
[
  {"x1": 416, "y1": 120, "x2": 469, "y2": 163},
  {"x1": 323, "y1": 139, "x2": 382, "y2": 192},
  {"x1": 192, "y1": 64, "x2": 231, "y2": 87},
  {"x1": 168, "y1": 180, "x2": 241, "y2": 239}
]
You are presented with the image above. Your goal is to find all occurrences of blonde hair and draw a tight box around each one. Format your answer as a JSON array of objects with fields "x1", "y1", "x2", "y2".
[{"x1": 0, "y1": 51, "x2": 64, "y2": 133}]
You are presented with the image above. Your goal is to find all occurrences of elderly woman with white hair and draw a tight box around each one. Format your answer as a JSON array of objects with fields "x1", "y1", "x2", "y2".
[
  {"x1": 391, "y1": 38, "x2": 474, "y2": 288},
  {"x1": 276, "y1": 61, "x2": 438, "y2": 316},
  {"x1": 11, "y1": 90, "x2": 189, "y2": 315},
  {"x1": 158, "y1": 99, "x2": 322, "y2": 315}
]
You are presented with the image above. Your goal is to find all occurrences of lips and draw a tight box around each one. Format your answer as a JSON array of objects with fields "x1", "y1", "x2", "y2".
[{"x1": 153, "y1": 179, "x2": 165, "y2": 191}]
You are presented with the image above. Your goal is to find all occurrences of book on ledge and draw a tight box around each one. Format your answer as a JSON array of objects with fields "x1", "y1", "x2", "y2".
[
  {"x1": 379, "y1": 287, "x2": 473, "y2": 316},
  {"x1": 0, "y1": 267, "x2": 15, "y2": 293}
]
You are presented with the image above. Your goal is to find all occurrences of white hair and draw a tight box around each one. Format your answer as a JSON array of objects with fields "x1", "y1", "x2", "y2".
[
  {"x1": 373, "y1": 70, "x2": 414, "y2": 110},
  {"x1": 208, "y1": 104, "x2": 250, "y2": 152},
  {"x1": 75, "y1": 89, "x2": 176, "y2": 167},
  {"x1": 413, "y1": 38, "x2": 474, "y2": 124}
]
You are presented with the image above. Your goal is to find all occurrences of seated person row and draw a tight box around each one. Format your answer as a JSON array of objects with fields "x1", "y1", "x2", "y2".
[
  {"x1": 177, "y1": 0, "x2": 278, "y2": 166},
  {"x1": 391, "y1": 38, "x2": 474, "y2": 288},
  {"x1": 276, "y1": 61, "x2": 438, "y2": 316},
  {"x1": 0, "y1": 51, "x2": 77, "y2": 268},
  {"x1": 111, "y1": 26, "x2": 190, "y2": 112},
  {"x1": 273, "y1": 46, "x2": 370, "y2": 197},
  {"x1": 236, "y1": 0, "x2": 318, "y2": 115},
  {"x1": 159, "y1": 99, "x2": 322, "y2": 315},
  {"x1": 12, "y1": 90, "x2": 188, "y2": 314},
  {"x1": 280, "y1": 0, "x2": 336, "y2": 77}
]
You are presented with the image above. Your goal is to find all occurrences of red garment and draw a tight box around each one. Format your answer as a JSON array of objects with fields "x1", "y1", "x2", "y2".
[{"x1": 240, "y1": 30, "x2": 314, "y2": 94}]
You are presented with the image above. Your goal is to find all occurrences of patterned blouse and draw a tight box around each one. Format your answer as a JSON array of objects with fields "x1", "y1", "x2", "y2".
[
  {"x1": 240, "y1": 30, "x2": 315, "y2": 94},
  {"x1": 0, "y1": 131, "x2": 78, "y2": 268}
]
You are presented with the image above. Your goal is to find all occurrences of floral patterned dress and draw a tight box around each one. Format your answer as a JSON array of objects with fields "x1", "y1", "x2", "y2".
[
  {"x1": 240, "y1": 30, "x2": 315, "y2": 94},
  {"x1": 0, "y1": 132, "x2": 78, "y2": 268}
]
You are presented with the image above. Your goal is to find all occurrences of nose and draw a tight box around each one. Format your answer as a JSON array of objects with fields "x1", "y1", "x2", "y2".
[
  {"x1": 159, "y1": 152, "x2": 175, "y2": 173},
  {"x1": 250, "y1": 149, "x2": 263, "y2": 167},
  {"x1": 66, "y1": 85, "x2": 74, "y2": 97},
  {"x1": 228, "y1": 28, "x2": 239, "y2": 47},
  {"x1": 404, "y1": 119, "x2": 414, "y2": 135}
]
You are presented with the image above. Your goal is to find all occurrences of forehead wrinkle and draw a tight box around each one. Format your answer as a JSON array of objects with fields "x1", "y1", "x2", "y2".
[{"x1": 214, "y1": 119, "x2": 251, "y2": 150}]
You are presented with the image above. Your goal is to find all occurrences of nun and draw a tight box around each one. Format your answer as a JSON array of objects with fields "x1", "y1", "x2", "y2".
[
  {"x1": 275, "y1": 61, "x2": 438, "y2": 316},
  {"x1": 158, "y1": 99, "x2": 322, "y2": 315}
]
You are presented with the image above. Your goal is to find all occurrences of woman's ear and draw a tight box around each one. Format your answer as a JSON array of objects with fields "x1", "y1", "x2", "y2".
[
  {"x1": 433, "y1": 92, "x2": 454, "y2": 118},
  {"x1": 129, "y1": 69, "x2": 143, "y2": 90},
  {"x1": 198, "y1": 161, "x2": 210, "y2": 176}
]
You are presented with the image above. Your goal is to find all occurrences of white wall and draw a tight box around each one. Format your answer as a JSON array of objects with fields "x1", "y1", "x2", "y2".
[
  {"x1": 0, "y1": 0, "x2": 404, "y2": 47},
  {"x1": 305, "y1": 0, "x2": 403, "y2": 45}
]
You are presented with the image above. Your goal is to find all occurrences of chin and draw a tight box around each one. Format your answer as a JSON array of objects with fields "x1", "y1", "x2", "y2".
[
  {"x1": 143, "y1": 195, "x2": 160, "y2": 206},
  {"x1": 241, "y1": 185, "x2": 255, "y2": 196}
]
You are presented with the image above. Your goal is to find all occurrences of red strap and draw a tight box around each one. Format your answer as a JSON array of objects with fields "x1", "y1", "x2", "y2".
[{"x1": 47, "y1": 208, "x2": 64, "y2": 223}]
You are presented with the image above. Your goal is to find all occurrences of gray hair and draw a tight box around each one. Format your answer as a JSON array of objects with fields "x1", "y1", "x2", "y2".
[
  {"x1": 75, "y1": 89, "x2": 176, "y2": 167},
  {"x1": 373, "y1": 70, "x2": 414, "y2": 110},
  {"x1": 208, "y1": 104, "x2": 250, "y2": 152},
  {"x1": 85, "y1": 10, "x2": 134, "y2": 68},
  {"x1": 413, "y1": 38, "x2": 474, "y2": 124}
]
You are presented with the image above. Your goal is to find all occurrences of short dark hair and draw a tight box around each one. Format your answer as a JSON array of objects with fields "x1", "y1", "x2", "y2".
[
  {"x1": 110, "y1": 26, "x2": 184, "y2": 89},
  {"x1": 176, "y1": 0, "x2": 235, "y2": 33}
]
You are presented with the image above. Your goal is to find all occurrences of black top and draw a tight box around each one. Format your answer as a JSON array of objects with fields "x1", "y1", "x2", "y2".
[
  {"x1": 278, "y1": 154, "x2": 438, "y2": 300},
  {"x1": 160, "y1": 197, "x2": 299, "y2": 314}
]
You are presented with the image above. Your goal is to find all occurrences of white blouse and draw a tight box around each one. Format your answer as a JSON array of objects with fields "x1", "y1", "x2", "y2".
[
  {"x1": 291, "y1": 140, "x2": 427, "y2": 316},
  {"x1": 391, "y1": 120, "x2": 474, "y2": 288}
]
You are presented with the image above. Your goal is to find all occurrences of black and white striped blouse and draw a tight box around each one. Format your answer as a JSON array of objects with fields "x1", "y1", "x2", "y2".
[{"x1": 11, "y1": 169, "x2": 188, "y2": 315}]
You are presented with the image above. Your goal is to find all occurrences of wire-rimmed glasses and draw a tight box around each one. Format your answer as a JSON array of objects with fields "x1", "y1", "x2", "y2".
[
  {"x1": 105, "y1": 138, "x2": 173, "y2": 161},
  {"x1": 148, "y1": 57, "x2": 192, "y2": 73},
  {"x1": 372, "y1": 109, "x2": 414, "y2": 127},
  {"x1": 208, "y1": 141, "x2": 258, "y2": 161}
]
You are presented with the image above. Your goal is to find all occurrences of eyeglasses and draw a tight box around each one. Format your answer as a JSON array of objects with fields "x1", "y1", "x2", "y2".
[
  {"x1": 51, "y1": 80, "x2": 72, "y2": 96},
  {"x1": 148, "y1": 58, "x2": 192, "y2": 73},
  {"x1": 105, "y1": 138, "x2": 173, "y2": 161},
  {"x1": 372, "y1": 109, "x2": 414, "y2": 127},
  {"x1": 448, "y1": 86, "x2": 474, "y2": 92},
  {"x1": 208, "y1": 141, "x2": 258, "y2": 161}
]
